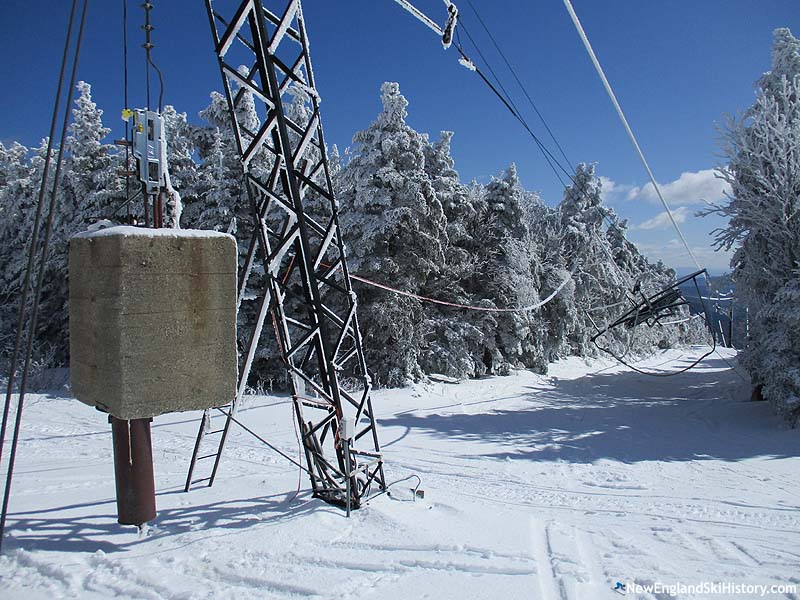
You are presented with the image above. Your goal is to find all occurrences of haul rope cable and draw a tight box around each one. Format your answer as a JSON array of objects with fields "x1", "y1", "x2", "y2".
[
  {"x1": 0, "y1": 0, "x2": 80, "y2": 470},
  {"x1": 0, "y1": 0, "x2": 90, "y2": 553},
  {"x1": 658, "y1": 314, "x2": 702, "y2": 326},
  {"x1": 346, "y1": 263, "x2": 578, "y2": 313},
  {"x1": 318, "y1": 254, "x2": 577, "y2": 313},
  {"x1": 586, "y1": 299, "x2": 628, "y2": 313},
  {"x1": 562, "y1": 0, "x2": 703, "y2": 276}
]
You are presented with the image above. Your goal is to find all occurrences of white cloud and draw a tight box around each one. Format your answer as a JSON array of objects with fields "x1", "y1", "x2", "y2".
[
  {"x1": 598, "y1": 175, "x2": 636, "y2": 205},
  {"x1": 627, "y1": 169, "x2": 730, "y2": 207},
  {"x1": 599, "y1": 168, "x2": 730, "y2": 208},
  {"x1": 633, "y1": 238, "x2": 733, "y2": 274},
  {"x1": 633, "y1": 206, "x2": 691, "y2": 230},
  {"x1": 597, "y1": 168, "x2": 733, "y2": 273}
]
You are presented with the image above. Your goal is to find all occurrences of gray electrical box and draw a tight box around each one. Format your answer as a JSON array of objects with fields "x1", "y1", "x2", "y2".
[
  {"x1": 132, "y1": 109, "x2": 165, "y2": 195},
  {"x1": 69, "y1": 226, "x2": 238, "y2": 420}
]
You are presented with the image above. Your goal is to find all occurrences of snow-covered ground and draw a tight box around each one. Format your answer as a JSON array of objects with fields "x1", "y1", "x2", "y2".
[{"x1": 1, "y1": 347, "x2": 798, "y2": 599}]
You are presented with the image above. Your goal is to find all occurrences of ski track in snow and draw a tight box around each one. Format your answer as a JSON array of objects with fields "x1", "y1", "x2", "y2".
[{"x1": 1, "y1": 348, "x2": 799, "y2": 599}]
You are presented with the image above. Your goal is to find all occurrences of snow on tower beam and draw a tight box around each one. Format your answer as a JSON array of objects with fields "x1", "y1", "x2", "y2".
[{"x1": 190, "y1": 0, "x2": 385, "y2": 508}]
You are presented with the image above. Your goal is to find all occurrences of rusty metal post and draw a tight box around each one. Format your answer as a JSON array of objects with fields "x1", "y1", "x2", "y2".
[{"x1": 110, "y1": 416, "x2": 156, "y2": 526}]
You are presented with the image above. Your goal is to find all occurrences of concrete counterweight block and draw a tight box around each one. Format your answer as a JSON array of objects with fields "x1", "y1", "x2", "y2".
[{"x1": 69, "y1": 226, "x2": 238, "y2": 420}]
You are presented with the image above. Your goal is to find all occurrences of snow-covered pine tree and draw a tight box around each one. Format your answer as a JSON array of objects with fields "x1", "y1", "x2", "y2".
[
  {"x1": 525, "y1": 191, "x2": 577, "y2": 362},
  {"x1": 558, "y1": 163, "x2": 630, "y2": 356},
  {"x1": 0, "y1": 142, "x2": 36, "y2": 270},
  {"x1": 463, "y1": 164, "x2": 548, "y2": 374},
  {"x1": 189, "y1": 85, "x2": 293, "y2": 388},
  {"x1": 328, "y1": 144, "x2": 342, "y2": 185},
  {"x1": 416, "y1": 132, "x2": 494, "y2": 378},
  {"x1": 337, "y1": 82, "x2": 447, "y2": 386},
  {"x1": 0, "y1": 141, "x2": 36, "y2": 360},
  {"x1": 0, "y1": 83, "x2": 121, "y2": 367},
  {"x1": 706, "y1": 28, "x2": 800, "y2": 423},
  {"x1": 185, "y1": 126, "x2": 237, "y2": 231},
  {"x1": 61, "y1": 82, "x2": 118, "y2": 223},
  {"x1": 184, "y1": 91, "x2": 246, "y2": 232},
  {"x1": 162, "y1": 104, "x2": 198, "y2": 206},
  {"x1": 37, "y1": 82, "x2": 121, "y2": 364}
]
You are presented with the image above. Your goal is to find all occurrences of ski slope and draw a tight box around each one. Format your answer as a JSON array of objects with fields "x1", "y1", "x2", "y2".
[{"x1": 1, "y1": 347, "x2": 798, "y2": 599}]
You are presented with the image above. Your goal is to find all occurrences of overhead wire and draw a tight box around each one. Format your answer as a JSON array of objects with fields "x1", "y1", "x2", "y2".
[
  {"x1": 452, "y1": 5, "x2": 696, "y2": 309},
  {"x1": 0, "y1": 0, "x2": 91, "y2": 553},
  {"x1": 0, "y1": 0, "x2": 80, "y2": 472},
  {"x1": 141, "y1": 1, "x2": 165, "y2": 112},
  {"x1": 387, "y1": 2, "x2": 704, "y2": 341},
  {"x1": 453, "y1": 9, "x2": 719, "y2": 335},
  {"x1": 122, "y1": 0, "x2": 132, "y2": 222},
  {"x1": 454, "y1": 24, "x2": 567, "y2": 188},
  {"x1": 392, "y1": 0, "x2": 635, "y2": 284},
  {"x1": 464, "y1": 0, "x2": 572, "y2": 169}
]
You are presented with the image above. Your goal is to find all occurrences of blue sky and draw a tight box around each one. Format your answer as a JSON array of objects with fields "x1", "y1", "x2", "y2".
[{"x1": 2, "y1": 1, "x2": 798, "y2": 274}]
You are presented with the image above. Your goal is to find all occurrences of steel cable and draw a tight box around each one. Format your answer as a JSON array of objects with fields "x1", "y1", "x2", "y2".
[{"x1": 0, "y1": 0, "x2": 91, "y2": 553}]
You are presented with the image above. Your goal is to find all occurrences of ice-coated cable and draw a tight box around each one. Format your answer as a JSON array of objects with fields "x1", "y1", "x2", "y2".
[
  {"x1": 344, "y1": 259, "x2": 579, "y2": 313},
  {"x1": 562, "y1": 0, "x2": 703, "y2": 274}
]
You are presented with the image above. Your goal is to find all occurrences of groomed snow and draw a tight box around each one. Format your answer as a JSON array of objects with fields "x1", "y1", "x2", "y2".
[{"x1": 1, "y1": 348, "x2": 798, "y2": 599}]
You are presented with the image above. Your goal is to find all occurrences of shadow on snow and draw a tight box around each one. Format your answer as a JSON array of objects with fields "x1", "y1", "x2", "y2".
[
  {"x1": 379, "y1": 356, "x2": 798, "y2": 464},
  {"x1": 4, "y1": 490, "x2": 322, "y2": 554}
]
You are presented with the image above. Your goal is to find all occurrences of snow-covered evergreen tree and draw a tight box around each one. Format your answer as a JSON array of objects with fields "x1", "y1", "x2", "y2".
[
  {"x1": 1, "y1": 82, "x2": 121, "y2": 366},
  {"x1": 465, "y1": 164, "x2": 548, "y2": 373},
  {"x1": 0, "y1": 75, "x2": 711, "y2": 388},
  {"x1": 62, "y1": 82, "x2": 118, "y2": 220},
  {"x1": 183, "y1": 92, "x2": 245, "y2": 232},
  {"x1": 750, "y1": 275, "x2": 800, "y2": 424},
  {"x1": 337, "y1": 82, "x2": 447, "y2": 386},
  {"x1": 706, "y1": 27, "x2": 800, "y2": 423},
  {"x1": 558, "y1": 163, "x2": 628, "y2": 355},
  {"x1": 0, "y1": 141, "x2": 37, "y2": 359},
  {"x1": 525, "y1": 192, "x2": 577, "y2": 362},
  {"x1": 416, "y1": 134, "x2": 493, "y2": 378},
  {"x1": 39, "y1": 82, "x2": 120, "y2": 362},
  {"x1": 185, "y1": 126, "x2": 236, "y2": 230},
  {"x1": 162, "y1": 105, "x2": 199, "y2": 199}
]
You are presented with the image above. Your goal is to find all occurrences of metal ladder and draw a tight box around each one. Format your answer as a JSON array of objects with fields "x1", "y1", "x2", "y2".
[{"x1": 184, "y1": 407, "x2": 232, "y2": 491}]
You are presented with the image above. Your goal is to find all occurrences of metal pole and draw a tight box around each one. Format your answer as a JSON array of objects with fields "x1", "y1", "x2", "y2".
[
  {"x1": 344, "y1": 442, "x2": 351, "y2": 518},
  {"x1": 110, "y1": 416, "x2": 156, "y2": 527},
  {"x1": 746, "y1": 306, "x2": 749, "y2": 339},
  {"x1": 727, "y1": 303, "x2": 734, "y2": 349}
]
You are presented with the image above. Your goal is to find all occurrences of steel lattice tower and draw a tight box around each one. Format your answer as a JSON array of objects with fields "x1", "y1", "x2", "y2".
[{"x1": 187, "y1": 0, "x2": 385, "y2": 508}]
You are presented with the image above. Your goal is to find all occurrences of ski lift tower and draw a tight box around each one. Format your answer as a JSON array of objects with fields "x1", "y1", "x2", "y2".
[{"x1": 186, "y1": 0, "x2": 385, "y2": 509}]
